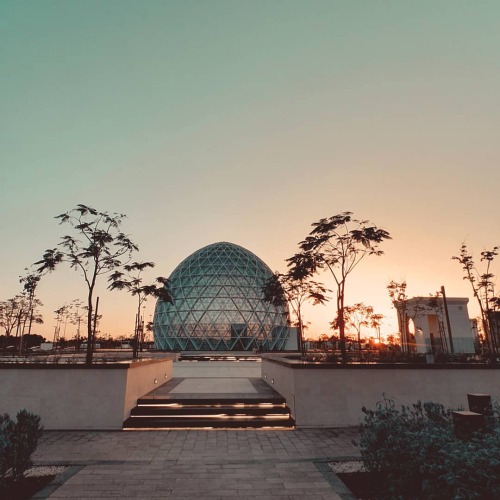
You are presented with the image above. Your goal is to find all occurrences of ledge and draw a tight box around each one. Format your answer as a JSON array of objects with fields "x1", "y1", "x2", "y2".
[
  {"x1": 262, "y1": 355, "x2": 500, "y2": 370},
  {"x1": 0, "y1": 357, "x2": 172, "y2": 370}
]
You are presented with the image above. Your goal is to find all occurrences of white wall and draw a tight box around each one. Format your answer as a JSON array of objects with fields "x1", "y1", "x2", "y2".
[
  {"x1": 262, "y1": 356, "x2": 500, "y2": 427},
  {"x1": 406, "y1": 297, "x2": 475, "y2": 353},
  {"x1": 0, "y1": 358, "x2": 172, "y2": 430}
]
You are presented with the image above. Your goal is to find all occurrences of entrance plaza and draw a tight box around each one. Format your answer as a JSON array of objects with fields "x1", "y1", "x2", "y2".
[{"x1": 32, "y1": 360, "x2": 360, "y2": 499}]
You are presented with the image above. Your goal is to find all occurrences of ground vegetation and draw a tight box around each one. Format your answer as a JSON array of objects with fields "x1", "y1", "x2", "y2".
[{"x1": 357, "y1": 397, "x2": 500, "y2": 499}]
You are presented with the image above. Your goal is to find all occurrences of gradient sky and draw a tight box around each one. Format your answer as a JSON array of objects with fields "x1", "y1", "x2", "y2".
[{"x1": 1, "y1": 1, "x2": 500, "y2": 341}]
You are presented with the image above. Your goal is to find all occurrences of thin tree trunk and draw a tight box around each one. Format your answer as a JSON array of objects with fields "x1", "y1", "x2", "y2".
[
  {"x1": 338, "y1": 284, "x2": 347, "y2": 363},
  {"x1": 86, "y1": 292, "x2": 93, "y2": 365},
  {"x1": 133, "y1": 312, "x2": 139, "y2": 359},
  {"x1": 92, "y1": 296, "x2": 99, "y2": 354},
  {"x1": 297, "y1": 308, "x2": 304, "y2": 356}
]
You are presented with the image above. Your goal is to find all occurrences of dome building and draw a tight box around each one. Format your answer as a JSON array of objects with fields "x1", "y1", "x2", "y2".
[{"x1": 153, "y1": 242, "x2": 290, "y2": 351}]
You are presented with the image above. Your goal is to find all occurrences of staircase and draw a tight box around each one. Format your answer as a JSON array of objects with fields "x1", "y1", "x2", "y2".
[{"x1": 123, "y1": 395, "x2": 295, "y2": 430}]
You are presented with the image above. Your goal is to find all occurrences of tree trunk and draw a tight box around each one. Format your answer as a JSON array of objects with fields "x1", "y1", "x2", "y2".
[
  {"x1": 297, "y1": 308, "x2": 304, "y2": 357},
  {"x1": 338, "y1": 284, "x2": 347, "y2": 363},
  {"x1": 85, "y1": 292, "x2": 93, "y2": 365},
  {"x1": 133, "y1": 312, "x2": 139, "y2": 359}
]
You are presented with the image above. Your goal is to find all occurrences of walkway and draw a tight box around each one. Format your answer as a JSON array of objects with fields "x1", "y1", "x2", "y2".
[{"x1": 32, "y1": 360, "x2": 361, "y2": 499}]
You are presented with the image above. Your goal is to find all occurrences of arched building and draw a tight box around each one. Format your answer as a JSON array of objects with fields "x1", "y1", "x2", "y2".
[{"x1": 153, "y1": 242, "x2": 291, "y2": 351}]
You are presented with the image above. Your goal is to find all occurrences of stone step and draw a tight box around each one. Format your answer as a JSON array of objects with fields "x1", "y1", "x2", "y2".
[
  {"x1": 124, "y1": 398, "x2": 294, "y2": 430},
  {"x1": 123, "y1": 415, "x2": 295, "y2": 429},
  {"x1": 131, "y1": 406, "x2": 288, "y2": 417}
]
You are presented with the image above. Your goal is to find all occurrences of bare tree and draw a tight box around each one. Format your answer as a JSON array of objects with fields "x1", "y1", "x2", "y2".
[
  {"x1": 370, "y1": 313, "x2": 384, "y2": 342},
  {"x1": 0, "y1": 281, "x2": 43, "y2": 356},
  {"x1": 35, "y1": 204, "x2": 138, "y2": 364},
  {"x1": 332, "y1": 302, "x2": 374, "y2": 358},
  {"x1": 388, "y1": 280, "x2": 411, "y2": 353},
  {"x1": 289, "y1": 212, "x2": 391, "y2": 362},
  {"x1": 0, "y1": 296, "x2": 26, "y2": 337},
  {"x1": 108, "y1": 262, "x2": 173, "y2": 358},
  {"x1": 19, "y1": 271, "x2": 41, "y2": 342},
  {"x1": 453, "y1": 244, "x2": 499, "y2": 355}
]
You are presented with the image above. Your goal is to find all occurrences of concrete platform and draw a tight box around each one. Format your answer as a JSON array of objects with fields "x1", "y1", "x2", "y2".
[{"x1": 141, "y1": 377, "x2": 282, "y2": 402}]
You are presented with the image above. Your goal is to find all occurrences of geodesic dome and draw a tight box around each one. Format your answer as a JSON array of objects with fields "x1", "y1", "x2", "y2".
[{"x1": 153, "y1": 242, "x2": 290, "y2": 351}]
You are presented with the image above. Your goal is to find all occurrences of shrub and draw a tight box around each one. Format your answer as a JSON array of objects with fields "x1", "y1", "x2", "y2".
[
  {"x1": 0, "y1": 415, "x2": 15, "y2": 485},
  {"x1": 357, "y1": 397, "x2": 500, "y2": 499},
  {"x1": 0, "y1": 410, "x2": 43, "y2": 483},
  {"x1": 11, "y1": 410, "x2": 43, "y2": 480}
]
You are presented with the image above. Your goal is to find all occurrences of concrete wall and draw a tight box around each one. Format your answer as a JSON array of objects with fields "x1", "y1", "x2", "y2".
[
  {"x1": 123, "y1": 359, "x2": 172, "y2": 421},
  {"x1": 0, "y1": 358, "x2": 172, "y2": 430},
  {"x1": 262, "y1": 355, "x2": 500, "y2": 427}
]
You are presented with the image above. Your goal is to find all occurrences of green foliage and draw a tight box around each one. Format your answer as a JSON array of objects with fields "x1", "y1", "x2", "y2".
[
  {"x1": 358, "y1": 398, "x2": 500, "y2": 499},
  {"x1": 0, "y1": 410, "x2": 43, "y2": 483}
]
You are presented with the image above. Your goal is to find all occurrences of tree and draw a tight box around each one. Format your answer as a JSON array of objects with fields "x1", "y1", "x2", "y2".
[
  {"x1": 332, "y1": 302, "x2": 374, "y2": 357},
  {"x1": 68, "y1": 299, "x2": 86, "y2": 350},
  {"x1": 108, "y1": 261, "x2": 173, "y2": 358},
  {"x1": 0, "y1": 296, "x2": 26, "y2": 337},
  {"x1": 387, "y1": 281, "x2": 412, "y2": 353},
  {"x1": 0, "y1": 292, "x2": 43, "y2": 356},
  {"x1": 452, "y1": 244, "x2": 499, "y2": 355},
  {"x1": 18, "y1": 271, "x2": 42, "y2": 353},
  {"x1": 370, "y1": 313, "x2": 384, "y2": 342},
  {"x1": 289, "y1": 212, "x2": 391, "y2": 362},
  {"x1": 262, "y1": 271, "x2": 329, "y2": 355},
  {"x1": 35, "y1": 204, "x2": 138, "y2": 364}
]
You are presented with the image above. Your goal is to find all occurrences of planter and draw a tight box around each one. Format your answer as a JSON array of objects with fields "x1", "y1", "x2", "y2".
[
  {"x1": 261, "y1": 355, "x2": 500, "y2": 427},
  {"x1": 0, "y1": 358, "x2": 173, "y2": 430}
]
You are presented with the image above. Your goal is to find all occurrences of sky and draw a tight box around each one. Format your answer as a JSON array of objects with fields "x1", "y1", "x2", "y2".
[{"x1": 1, "y1": 0, "x2": 500, "y2": 341}]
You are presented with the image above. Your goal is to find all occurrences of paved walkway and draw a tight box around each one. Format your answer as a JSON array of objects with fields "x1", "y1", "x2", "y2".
[{"x1": 32, "y1": 360, "x2": 361, "y2": 499}]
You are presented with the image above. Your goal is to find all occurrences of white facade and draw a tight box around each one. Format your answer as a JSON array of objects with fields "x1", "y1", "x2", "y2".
[{"x1": 398, "y1": 297, "x2": 475, "y2": 354}]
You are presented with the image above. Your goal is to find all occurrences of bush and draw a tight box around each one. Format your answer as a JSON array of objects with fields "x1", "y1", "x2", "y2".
[
  {"x1": 0, "y1": 410, "x2": 43, "y2": 484},
  {"x1": 0, "y1": 415, "x2": 15, "y2": 484},
  {"x1": 358, "y1": 397, "x2": 500, "y2": 499}
]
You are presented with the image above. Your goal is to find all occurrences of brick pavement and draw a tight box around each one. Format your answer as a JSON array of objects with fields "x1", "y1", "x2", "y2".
[{"x1": 33, "y1": 428, "x2": 360, "y2": 499}]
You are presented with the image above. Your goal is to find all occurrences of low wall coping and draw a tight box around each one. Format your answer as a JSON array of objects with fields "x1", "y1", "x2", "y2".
[
  {"x1": 262, "y1": 355, "x2": 500, "y2": 370},
  {"x1": 0, "y1": 357, "x2": 172, "y2": 370}
]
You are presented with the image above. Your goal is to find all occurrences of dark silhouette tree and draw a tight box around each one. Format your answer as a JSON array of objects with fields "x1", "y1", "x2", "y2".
[
  {"x1": 0, "y1": 292, "x2": 43, "y2": 356},
  {"x1": 262, "y1": 271, "x2": 329, "y2": 355},
  {"x1": 0, "y1": 296, "x2": 26, "y2": 337},
  {"x1": 370, "y1": 313, "x2": 384, "y2": 342},
  {"x1": 388, "y1": 280, "x2": 411, "y2": 353},
  {"x1": 289, "y1": 212, "x2": 391, "y2": 362},
  {"x1": 332, "y1": 302, "x2": 374, "y2": 358},
  {"x1": 35, "y1": 204, "x2": 138, "y2": 364},
  {"x1": 453, "y1": 244, "x2": 499, "y2": 355},
  {"x1": 19, "y1": 271, "x2": 42, "y2": 352},
  {"x1": 108, "y1": 261, "x2": 173, "y2": 358}
]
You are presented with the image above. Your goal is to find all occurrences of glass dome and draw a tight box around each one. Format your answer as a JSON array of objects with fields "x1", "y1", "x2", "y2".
[{"x1": 153, "y1": 242, "x2": 290, "y2": 351}]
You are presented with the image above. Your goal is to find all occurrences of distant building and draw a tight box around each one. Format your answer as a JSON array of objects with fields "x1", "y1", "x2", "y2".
[
  {"x1": 153, "y1": 242, "x2": 292, "y2": 351},
  {"x1": 395, "y1": 296, "x2": 475, "y2": 354}
]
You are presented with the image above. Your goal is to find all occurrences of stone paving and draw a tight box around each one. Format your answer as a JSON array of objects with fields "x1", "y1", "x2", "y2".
[{"x1": 32, "y1": 360, "x2": 361, "y2": 499}]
